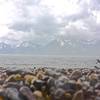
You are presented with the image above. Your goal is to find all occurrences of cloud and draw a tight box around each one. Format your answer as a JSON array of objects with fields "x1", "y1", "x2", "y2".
[{"x1": 0, "y1": 0, "x2": 100, "y2": 45}]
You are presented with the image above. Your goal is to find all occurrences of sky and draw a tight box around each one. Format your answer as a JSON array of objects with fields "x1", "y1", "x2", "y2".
[{"x1": 0, "y1": 0, "x2": 100, "y2": 45}]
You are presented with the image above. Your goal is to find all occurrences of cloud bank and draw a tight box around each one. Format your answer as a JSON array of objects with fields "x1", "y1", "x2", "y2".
[{"x1": 0, "y1": 0, "x2": 100, "y2": 45}]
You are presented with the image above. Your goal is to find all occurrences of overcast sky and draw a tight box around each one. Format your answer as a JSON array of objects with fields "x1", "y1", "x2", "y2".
[{"x1": 0, "y1": 0, "x2": 100, "y2": 45}]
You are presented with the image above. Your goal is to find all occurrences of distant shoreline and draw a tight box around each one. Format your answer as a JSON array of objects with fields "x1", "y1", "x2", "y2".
[
  {"x1": 0, "y1": 53, "x2": 99, "y2": 58},
  {"x1": 0, "y1": 54, "x2": 99, "y2": 70}
]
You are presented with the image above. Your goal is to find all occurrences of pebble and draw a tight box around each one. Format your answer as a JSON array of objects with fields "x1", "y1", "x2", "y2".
[
  {"x1": 0, "y1": 67, "x2": 99, "y2": 100},
  {"x1": 5, "y1": 87, "x2": 22, "y2": 100},
  {"x1": 20, "y1": 86, "x2": 36, "y2": 100},
  {"x1": 70, "y1": 70, "x2": 82, "y2": 80}
]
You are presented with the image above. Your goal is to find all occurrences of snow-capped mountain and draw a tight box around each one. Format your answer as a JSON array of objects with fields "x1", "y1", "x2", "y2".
[
  {"x1": 42, "y1": 39, "x2": 100, "y2": 55},
  {"x1": 0, "y1": 42, "x2": 10, "y2": 49},
  {"x1": 0, "y1": 39, "x2": 100, "y2": 56},
  {"x1": 0, "y1": 41, "x2": 41, "y2": 54}
]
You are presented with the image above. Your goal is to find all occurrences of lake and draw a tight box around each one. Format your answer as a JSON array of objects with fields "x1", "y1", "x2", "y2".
[{"x1": 0, "y1": 54, "x2": 99, "y2": 70}]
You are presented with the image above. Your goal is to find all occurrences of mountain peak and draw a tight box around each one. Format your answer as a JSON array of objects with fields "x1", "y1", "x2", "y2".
[{"x1": 0, "y1": 39, "x2": 99, "y2": 55}]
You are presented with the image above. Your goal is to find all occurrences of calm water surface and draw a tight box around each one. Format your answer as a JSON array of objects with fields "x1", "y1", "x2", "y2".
[{"x1": 0, "y1": 54, "x2": 99, "y2": 70}]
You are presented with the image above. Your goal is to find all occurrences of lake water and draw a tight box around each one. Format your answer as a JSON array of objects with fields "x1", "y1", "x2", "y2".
[{"x1": 0, "y1": 54, "x2": 99, "y2": 70}]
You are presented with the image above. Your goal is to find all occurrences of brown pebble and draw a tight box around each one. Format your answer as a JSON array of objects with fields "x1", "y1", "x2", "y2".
[
  {"x1": 72, "y1": 90, "x2": 84, "y2": 100},
  {"x1": 33, "y1": 90, "x2": 44, "y2": 100},
  {"x1": 70, "y1": 70, "x2": 82, "y2": 80}
]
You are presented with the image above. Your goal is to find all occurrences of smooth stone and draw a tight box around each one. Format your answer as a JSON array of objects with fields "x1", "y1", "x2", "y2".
[
  {"x1": 0, "y1": 89, "x2": 7, "y2": 100},
  {"x1": 47, "y1": 77, "x2": 55, "y2": 91},
  {"x1": 5, "y1": 87, "x2": 22, "y2": 100},
  {"x1": 36, "y1": 72, "x2": 43, "y2": 80},
  {"x1": 49, "y1": 86, "x2": 56, "y2": 96},
  {"x1": 55, "y1": 80, "x2": 65, "y2": 89},
  {"x1": 65, "y1": 80, "x2": 76, "y2": 90},
  {"x1": 64, "y1": 93, "x2": 72, "y2": 100},
  {"x1": 3, "y1": 82, "x2": 21, "y2": 89},
  {"x1": 55, "y1": 75, "x2": 68, "y2": 84},
  {"x1": 96, "y1": 97, "x2": 100, "y2": 100},
  {"x1": 57, "y1": 75, "x2": 69, "y2": 83},
  {"x1": 6, "y1": 70, "x2": 23, "y2": 76},
  {"x1": 70, "y1": 70, "x2": 82, "y2": 80},
  {"x1": 82, "y1": 81, "x2": 90, "y2": 90},
  {"x1": 31, "y1": 77, "x2": 38, "y2": 85},
  {"x1": 20, "y1": 86, "x2": 36, "y2": 100},
  {"x1": 90, "y1": 79, "x2": 97, "y2": 86},
  {"x1": 0, "y1": 72, "x2": 7, "y2": 80},
  {"x1": 95, "y1": 90, "x2": 100, "y2": 97},
  {"x1": 24, "y1": 75, "x2": 37, "y2": 86},
  {"x1": 33, "y1": 90, "x2": 44, "y2": 100},
  {"x1": 45, "y1": 69, "x2": 59, "y2": 78},
  {"x1": 33, "y1": 80, "x2": 46, "y2": 91},
  {"x1": 42, "y1": 75, "x2": 49, "y2": 82},
  {"x1": 0, "y1": 96, "x2": 4, "y2": 100},
  {"x1": 4, "y1": 75, "x2": 15, "y2": 83},
  {"x1": 14, "y1": 74, "x2": 22, "y2": 81},
  {"x1": 4, "y1": 74, "x2": 22, "y2": 84},
  {"x1": 0, "y1": 80, "x2": 4, "y2": 85},
  {"x1": 87, "y1": 87, "x2": 94, "y2": 96},
  {"x1": 30, "y1": 85, "x2": 36, "y2": 92},
  {"x1": 54, "y1": 88, "x2": 66, "y2": 100},
  {"x1": 72, "y1": 90, "x2": 84, "y2": 100},
  {"x1": 95, "y1": 83, "x2": 100, "y2": 89},
  {"x1": 89, "y1": 73, "x2": 98, "y2": 81}
]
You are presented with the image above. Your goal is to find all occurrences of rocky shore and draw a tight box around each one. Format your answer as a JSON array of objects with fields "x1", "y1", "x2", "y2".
[{"x1": 0, "y1": 67, "x2": 100, "y2": 100}]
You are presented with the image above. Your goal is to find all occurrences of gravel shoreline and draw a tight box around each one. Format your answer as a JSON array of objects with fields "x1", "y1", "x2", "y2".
[{"x1": 0, "y1": 66, "x2": 100, "y2": 100}]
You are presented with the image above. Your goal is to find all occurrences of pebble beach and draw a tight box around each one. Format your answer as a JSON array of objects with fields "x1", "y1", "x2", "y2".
[{"x1": 0, "y1": 66, "x2": 100, "y2": 100}]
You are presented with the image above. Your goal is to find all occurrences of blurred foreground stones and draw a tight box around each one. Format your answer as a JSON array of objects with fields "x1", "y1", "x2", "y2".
[{"x1": 0, "y1": 67, "x2": 99, "y2": 100}]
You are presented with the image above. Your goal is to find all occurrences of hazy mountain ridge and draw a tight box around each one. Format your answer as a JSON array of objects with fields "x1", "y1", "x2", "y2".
[{"x1": 0, "y1": 39, "x2": 100, "y2": 55}]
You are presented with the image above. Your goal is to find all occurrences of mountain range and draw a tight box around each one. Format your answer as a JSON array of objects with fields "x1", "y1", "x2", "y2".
[{"x1": 0, "y1": 39, "x2": 100, "y2": 56}]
